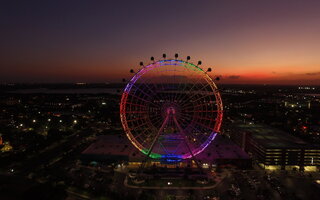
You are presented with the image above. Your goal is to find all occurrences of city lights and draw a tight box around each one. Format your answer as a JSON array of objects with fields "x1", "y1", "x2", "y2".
[{"x1": 1, "y1": 1, "x2": 320, "y2": 199}]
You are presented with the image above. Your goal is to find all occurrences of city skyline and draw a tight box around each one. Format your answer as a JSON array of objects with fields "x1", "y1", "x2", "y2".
[
  {"x1": 1, "y1": 1, "x2": 320, "y2": 199},
  {"x1": 1, "y1": 0, "x2": 320, "y2": 85}
]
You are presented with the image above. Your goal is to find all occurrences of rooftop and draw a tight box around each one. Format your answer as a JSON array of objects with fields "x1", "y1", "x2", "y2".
[
  {"x1": 235, "y1": 122, "x2": 308, "y2": 149},
  {"x1": 82, "y1": 134, "x2": 250, "y2": 162}
]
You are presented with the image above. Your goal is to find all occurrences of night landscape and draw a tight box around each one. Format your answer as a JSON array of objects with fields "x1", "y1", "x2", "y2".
[{"x1": 1, "y1": 1, "x2": 320, "y2": 200}]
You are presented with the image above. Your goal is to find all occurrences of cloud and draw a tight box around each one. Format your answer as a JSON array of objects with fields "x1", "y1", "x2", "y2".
[
  {"x1": 228, "y1": 75, "x2": 241, "y2": 79},
  {"x1": 305, "y1": 72, "x2": 320, "y2": 76}
]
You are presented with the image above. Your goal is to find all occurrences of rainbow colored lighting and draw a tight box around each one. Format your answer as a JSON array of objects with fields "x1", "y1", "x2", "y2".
[{"x1": 120, "y1": 59, "x2": 223, "y2": 160}]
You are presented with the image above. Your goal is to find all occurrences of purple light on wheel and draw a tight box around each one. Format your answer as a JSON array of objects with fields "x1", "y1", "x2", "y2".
[{"x1": 120, "y1": 59, "x2": 223, "y2": 160}]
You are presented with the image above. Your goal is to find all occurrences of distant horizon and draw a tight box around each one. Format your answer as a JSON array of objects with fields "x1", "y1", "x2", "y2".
[
  {"x1": 1, "y1": 82, "x2": 319, "y2": 87},
  {"x1": 1, "y1": 1, "x2": 320, "y2": 85}
]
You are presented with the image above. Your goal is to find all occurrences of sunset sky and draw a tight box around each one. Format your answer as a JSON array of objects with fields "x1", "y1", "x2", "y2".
[{"x1": 1, "y1": 0, "x2": 320, "y2": 85}]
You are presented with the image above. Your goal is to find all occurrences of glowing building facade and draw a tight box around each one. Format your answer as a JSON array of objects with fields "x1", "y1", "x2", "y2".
[{"x1": 228, "y1": 123, "x2": 320, "y2": 171}]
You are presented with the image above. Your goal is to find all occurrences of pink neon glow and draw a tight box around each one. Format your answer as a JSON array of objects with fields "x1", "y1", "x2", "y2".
[{"x1": 120, "y1": 59, "x2": 223, "y2": 159}]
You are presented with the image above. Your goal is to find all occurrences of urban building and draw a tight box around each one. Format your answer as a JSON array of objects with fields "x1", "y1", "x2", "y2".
[
  {"x1": 81, "y1": 134, "x2": 251, "y2": 169},
  {"x1": 228, "y1": 122, "x2": 320, "y2": 171}
]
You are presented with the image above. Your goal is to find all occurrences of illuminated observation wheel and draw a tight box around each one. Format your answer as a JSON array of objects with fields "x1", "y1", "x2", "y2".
[{"x1": 120, "y1": 57, "x2": 223, "y2": 161}]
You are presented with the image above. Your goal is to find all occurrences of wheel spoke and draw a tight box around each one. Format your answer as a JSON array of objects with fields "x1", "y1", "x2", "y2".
[{"x1": 120, "y1": 59, "x2": 222, "y2": 158}]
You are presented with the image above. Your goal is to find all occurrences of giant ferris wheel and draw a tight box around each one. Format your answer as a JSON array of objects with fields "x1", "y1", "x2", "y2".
[{"x1": 120, "y1": 54, "x2": 223, "y2": 163}]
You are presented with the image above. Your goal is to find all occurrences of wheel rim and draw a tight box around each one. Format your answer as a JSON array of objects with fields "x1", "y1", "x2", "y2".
[{"x1": 120, "y1": 59, "x2": 223, "y2": 159}]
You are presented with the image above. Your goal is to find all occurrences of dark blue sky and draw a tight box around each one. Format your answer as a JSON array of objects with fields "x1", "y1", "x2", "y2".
[{"x1": 1, "y1": 0, "x2": 320, "y2": 84}]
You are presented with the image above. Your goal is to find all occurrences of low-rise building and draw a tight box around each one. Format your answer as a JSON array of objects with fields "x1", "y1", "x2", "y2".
[
  {"x1": 228, "y1": 122, "x2": 320, "y2": 171},
  {"x1": 81, "y1": 134, "x2": 251, "y2": 169}
]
